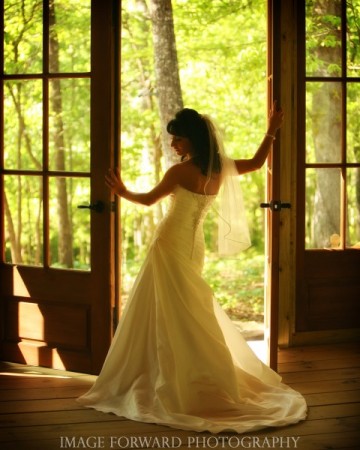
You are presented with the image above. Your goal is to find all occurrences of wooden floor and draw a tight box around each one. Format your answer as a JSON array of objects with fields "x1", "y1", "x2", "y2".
[{"x1": 0, "y1": 342, "x2": 359, "y2": 450}]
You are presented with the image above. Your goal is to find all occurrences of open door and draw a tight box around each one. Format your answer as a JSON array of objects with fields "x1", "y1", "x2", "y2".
[
  {"x1": 264, "y1": 0, "x2": 360, "y2": 357},
  {"x1": 0, "y1": 0, "x2": 119, "y2": 375},
  {"x1": 294, "y1": 0, "x2": 360, "y2": 341}
]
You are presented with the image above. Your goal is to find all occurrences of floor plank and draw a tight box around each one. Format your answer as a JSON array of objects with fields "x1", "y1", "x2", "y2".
[
  {"x1": 287, "y1": 377, "x2": 360, "y2": 394},
  {"x1": 278, "y1": 355, "x2": 360, "y2": 373},
  {"x1": 1, "y1": 342, "x2": 360, "y2": 449},
  {"x1": 304, "y1": 389, "x2": 360, "y2": 406},
  {"x1": 281, "y1": 367, "x2": 359, "y2": 383},
  {"x1": 0, "y1": 398, "x2": 84, "y2": 414}
]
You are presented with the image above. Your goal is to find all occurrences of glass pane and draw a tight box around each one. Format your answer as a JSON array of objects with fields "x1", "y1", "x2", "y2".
[
  {"x1": 306, "y1": 0, "x2": 341, "y2": 77},
  {"x1": 4, "y1": 80, "x2": 43, "y2": 170},
  {"x1": 306, "y1": 82, "x2": 342, "y2": 163},
  {"x1": 347, "y1": 169, "x2": 360, "y2": 248},
  {"x1": 49, "y1": 79, "x2": 90, "y2": 172},
  {"x1": 347, "y1": 0, "x2": 360, "y2": 76},
  {"x1": 4, "y1": 175, "x2": 43, "y2": 265},
  {"x1": 49, "y1": 0, "x2": 91, "y2": 73},
  {"x1": 347, "y1": 83, "x2": 360, "y2": 163},
  {"x1": 49, "y1": 177, "x2": 91, "y2": 270},
  {"x1": 4, "y1": 0, "x2": 43, "y2": 74},
  {"x1": 306, "y1": 168, "x2": 341, "y2": 249}
]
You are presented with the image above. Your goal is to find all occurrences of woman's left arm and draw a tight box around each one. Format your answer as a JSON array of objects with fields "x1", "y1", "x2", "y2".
[
  {"x1": 105, "y1": 165, "x2": 181, "y2": 206},
  {"x1": 235, "y1": 101, "x2": 284, "y2": 175}
]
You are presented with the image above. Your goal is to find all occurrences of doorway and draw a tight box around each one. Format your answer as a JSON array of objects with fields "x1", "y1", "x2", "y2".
[{"x1": 119, "y1": 0, "x2": 269, "y2": 361}]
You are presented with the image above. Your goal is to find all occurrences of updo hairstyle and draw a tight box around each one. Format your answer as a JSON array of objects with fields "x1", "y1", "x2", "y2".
[{"x1": 167, "y1": 108, "x2": 222, "y2": 175}]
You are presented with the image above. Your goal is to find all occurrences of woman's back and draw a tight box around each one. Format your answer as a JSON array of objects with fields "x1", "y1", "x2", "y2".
[
  {"x1": 154, "y1": 184, "x2": 216, "y2": 266},
  {"x1": 176, "y1": 160, "x2": 221, "y2": 196}
]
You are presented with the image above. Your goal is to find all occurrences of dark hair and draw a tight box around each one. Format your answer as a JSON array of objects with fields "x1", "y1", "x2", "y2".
[{"x1": 167, "y1": 108, "x2": 222, "y2": 175}]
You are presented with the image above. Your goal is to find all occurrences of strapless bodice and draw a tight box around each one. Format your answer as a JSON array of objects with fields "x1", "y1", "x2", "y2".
[{"x1": 153, "y1": 185, "x2": 216, "y2": 265}]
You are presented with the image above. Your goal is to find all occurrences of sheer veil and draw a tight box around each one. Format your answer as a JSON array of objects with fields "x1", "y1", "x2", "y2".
[{"x1": 202, "y1": 115, "x2": 251, "y2": 256}]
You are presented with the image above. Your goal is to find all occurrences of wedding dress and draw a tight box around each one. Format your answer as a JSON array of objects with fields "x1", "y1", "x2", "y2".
[{"x1": 78, "y1": 184, "x2": 307, "y2": 434}]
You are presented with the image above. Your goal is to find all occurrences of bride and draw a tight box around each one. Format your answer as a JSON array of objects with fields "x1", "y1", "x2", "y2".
[{"x1": 77, "y1": 102, "x2": 307, "y2": 434}]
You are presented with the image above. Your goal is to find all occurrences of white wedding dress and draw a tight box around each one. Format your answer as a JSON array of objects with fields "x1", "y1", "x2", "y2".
[{"x1": 78, "y1": 185, "x2": 307, "y2": 434}]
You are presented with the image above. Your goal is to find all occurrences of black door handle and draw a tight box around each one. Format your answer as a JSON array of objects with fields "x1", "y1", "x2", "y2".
[
  {"x1": 77, "y1": 201, "x2": 104, "y2": 213},
  {"x1": 260, "y1": 200, "x2": 291, "y2": 212}
]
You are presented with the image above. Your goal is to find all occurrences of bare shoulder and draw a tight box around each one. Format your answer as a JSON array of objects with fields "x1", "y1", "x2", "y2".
[
  {"x1": 175, "y1": 160, "x2": 221, "y2": 194},
  {"x1": 167, "y1": 160, "x2": 197, "y2": 176},
  {"x1": 164, "y1": 162, "x2": 184, "y2": 177}
]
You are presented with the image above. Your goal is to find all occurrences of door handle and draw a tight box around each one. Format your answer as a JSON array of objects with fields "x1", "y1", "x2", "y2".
[
  {"x1": 77, "y1": 201, "x2": 104, "y2": 213},
  {"x1": 260, "y1": 200, "x2": 291, "y2": 212}
]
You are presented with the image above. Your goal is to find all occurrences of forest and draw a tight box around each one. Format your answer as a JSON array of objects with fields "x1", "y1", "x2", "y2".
[
  {"x1": 2, "y1": 0, "x2": 360, "y2": 322},
  {"x1": 120, "y1": 0, "x2": 268, "y2": 319}
]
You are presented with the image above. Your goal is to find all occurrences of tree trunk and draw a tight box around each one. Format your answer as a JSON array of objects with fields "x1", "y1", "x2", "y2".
[
  {"x1": 123, "y1": 0, "x2": 164, "y2": 229},
  {"x1": 8, "y1": 83, "x2": 43, "y2": 264},
  {"x1": 312, "y1": 84, "x2": 341, "y2": 247},
  {"x1": 49, "y1": 0, "x2": 73, "y2": 267},
  {"x1": 311, "y1": 0, "x2": 341, "y2": 247},
  {"x1": 149, "y1": 0, "x2": 183, "y2": 168}
]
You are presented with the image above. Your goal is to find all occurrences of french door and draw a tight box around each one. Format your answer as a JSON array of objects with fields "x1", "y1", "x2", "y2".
[
  {"x1": 0, "y1": 0, "x2": 119, "y2": 374},
  {"x1": 296, "y1": 0, "x2": 360, "y2": 337},
  {"x1": 267, "y1": 0, "x2": 360, "y2": 351}
]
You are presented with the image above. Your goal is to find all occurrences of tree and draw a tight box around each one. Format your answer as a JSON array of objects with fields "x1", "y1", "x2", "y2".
[
  {"x1": 3, "y1": 0, "x2": 43, "y2": 265},
  {"x1": 306, "y1": 0, "x2": 342, "y2": 247},
  {"x1": 49, "y1": 0, "x2": 73, "y2": 267},
  {"x1": 149, "y1": 0, "x2": 183, "y2": 167},
  {"x1": 120, "y1": 0, "x2": 267, "y2": 258},
  {"x1": 120, "y1": 0, "x2": 267, "y2": 314},
  {"x1": 3, "y1": 0, "x2": 90, "y2": 268}
]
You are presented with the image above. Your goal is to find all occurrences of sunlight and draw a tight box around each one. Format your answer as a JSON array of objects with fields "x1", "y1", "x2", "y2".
[
  {"x1": 18, "y1": 302, "x2": 45, "y2": 340},
  {"x1": 16, "y1": 341, "x2": 67, "y2": 371},
  {"x1": 247, "y1": 340, "x2": 267, "y2": 364},
  {"x1": 0, "y1": 371, "x2": 70, "y2": 379},
  {"x1": 12, "y1": 267, "x2": 30, "y2": 297}
]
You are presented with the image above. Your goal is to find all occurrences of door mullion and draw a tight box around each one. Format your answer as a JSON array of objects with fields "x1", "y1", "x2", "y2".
[
  {"x1": 340, "y1": 0, "x2": 347, "y2": 250},
  {"x1": 0, "y1": 0, "x2": 4, "y2": 261},
  {"x1": 43, "y1": 0, "x2": 50, "y2": 267}
]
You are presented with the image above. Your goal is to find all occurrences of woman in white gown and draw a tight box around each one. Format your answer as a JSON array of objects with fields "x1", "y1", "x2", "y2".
[{"x1": 78, "y1": 103, "x2": 307, "y2": 434}]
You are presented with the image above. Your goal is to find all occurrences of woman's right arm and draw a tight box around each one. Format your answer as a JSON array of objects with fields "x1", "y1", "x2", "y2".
[{"x1": 105, "y1": 165, "x2": 182, "y2": 206}]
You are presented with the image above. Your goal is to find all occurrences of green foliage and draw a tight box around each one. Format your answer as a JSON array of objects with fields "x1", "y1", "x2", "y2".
[
  {"x1": 122, "y1": 247, "x2": 264, "y2": 321},
  {"x1": 203, "y1": 248, "x2": 264, "y2": 320},
  {"x1": 304, "y1": 0, "x2": 360, "y2": 248},
  {"x1": 121, "y1": 0, "x2": 267, "y2": 266},
  {"x1": 121, "y1": 0, "x2": 267, "y2": 317},
  {"x1": 4, "y1": 0, "x2": 43, "y2": 74},
  {"x1": 49, "y1": 0, "x2": 90, "y2": 73},
  {"x1": 305, "y1": 0, "x2": 342, "y2": 76},
  {"x1": 3, "y1": 0, "x2": 91, "y2": 268}
]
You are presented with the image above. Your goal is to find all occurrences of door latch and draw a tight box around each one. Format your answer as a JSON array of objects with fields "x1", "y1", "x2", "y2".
[
  {"x1": 260, "y1": 200, "x2": 291, "y2": 212},
  {"x1": 77, "y1": 201, "x2": 105, "y2": 213}
]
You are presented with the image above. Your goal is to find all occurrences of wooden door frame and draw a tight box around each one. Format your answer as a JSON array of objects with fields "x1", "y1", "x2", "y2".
[
  {"x1": 266, "y1": 0, "x2": 300, "y2": 356},
  {"x1": 90, "y1": 0, "x2": 117, "y2": 372},
  {"x1": 275, "y1": 0, "x2": 299, "y2": 349},
  {"x1": 266, "y1": 0, "x2": 280, "y2": 370}
]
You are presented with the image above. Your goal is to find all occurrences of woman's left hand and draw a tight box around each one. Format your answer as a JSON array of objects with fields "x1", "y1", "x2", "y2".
[
  {"x1": 268, "y1": 101, "x2": 284, "y2": 133},
  {"x1": 105, "y1": 168, "x2": 126, "y2": 196}
]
